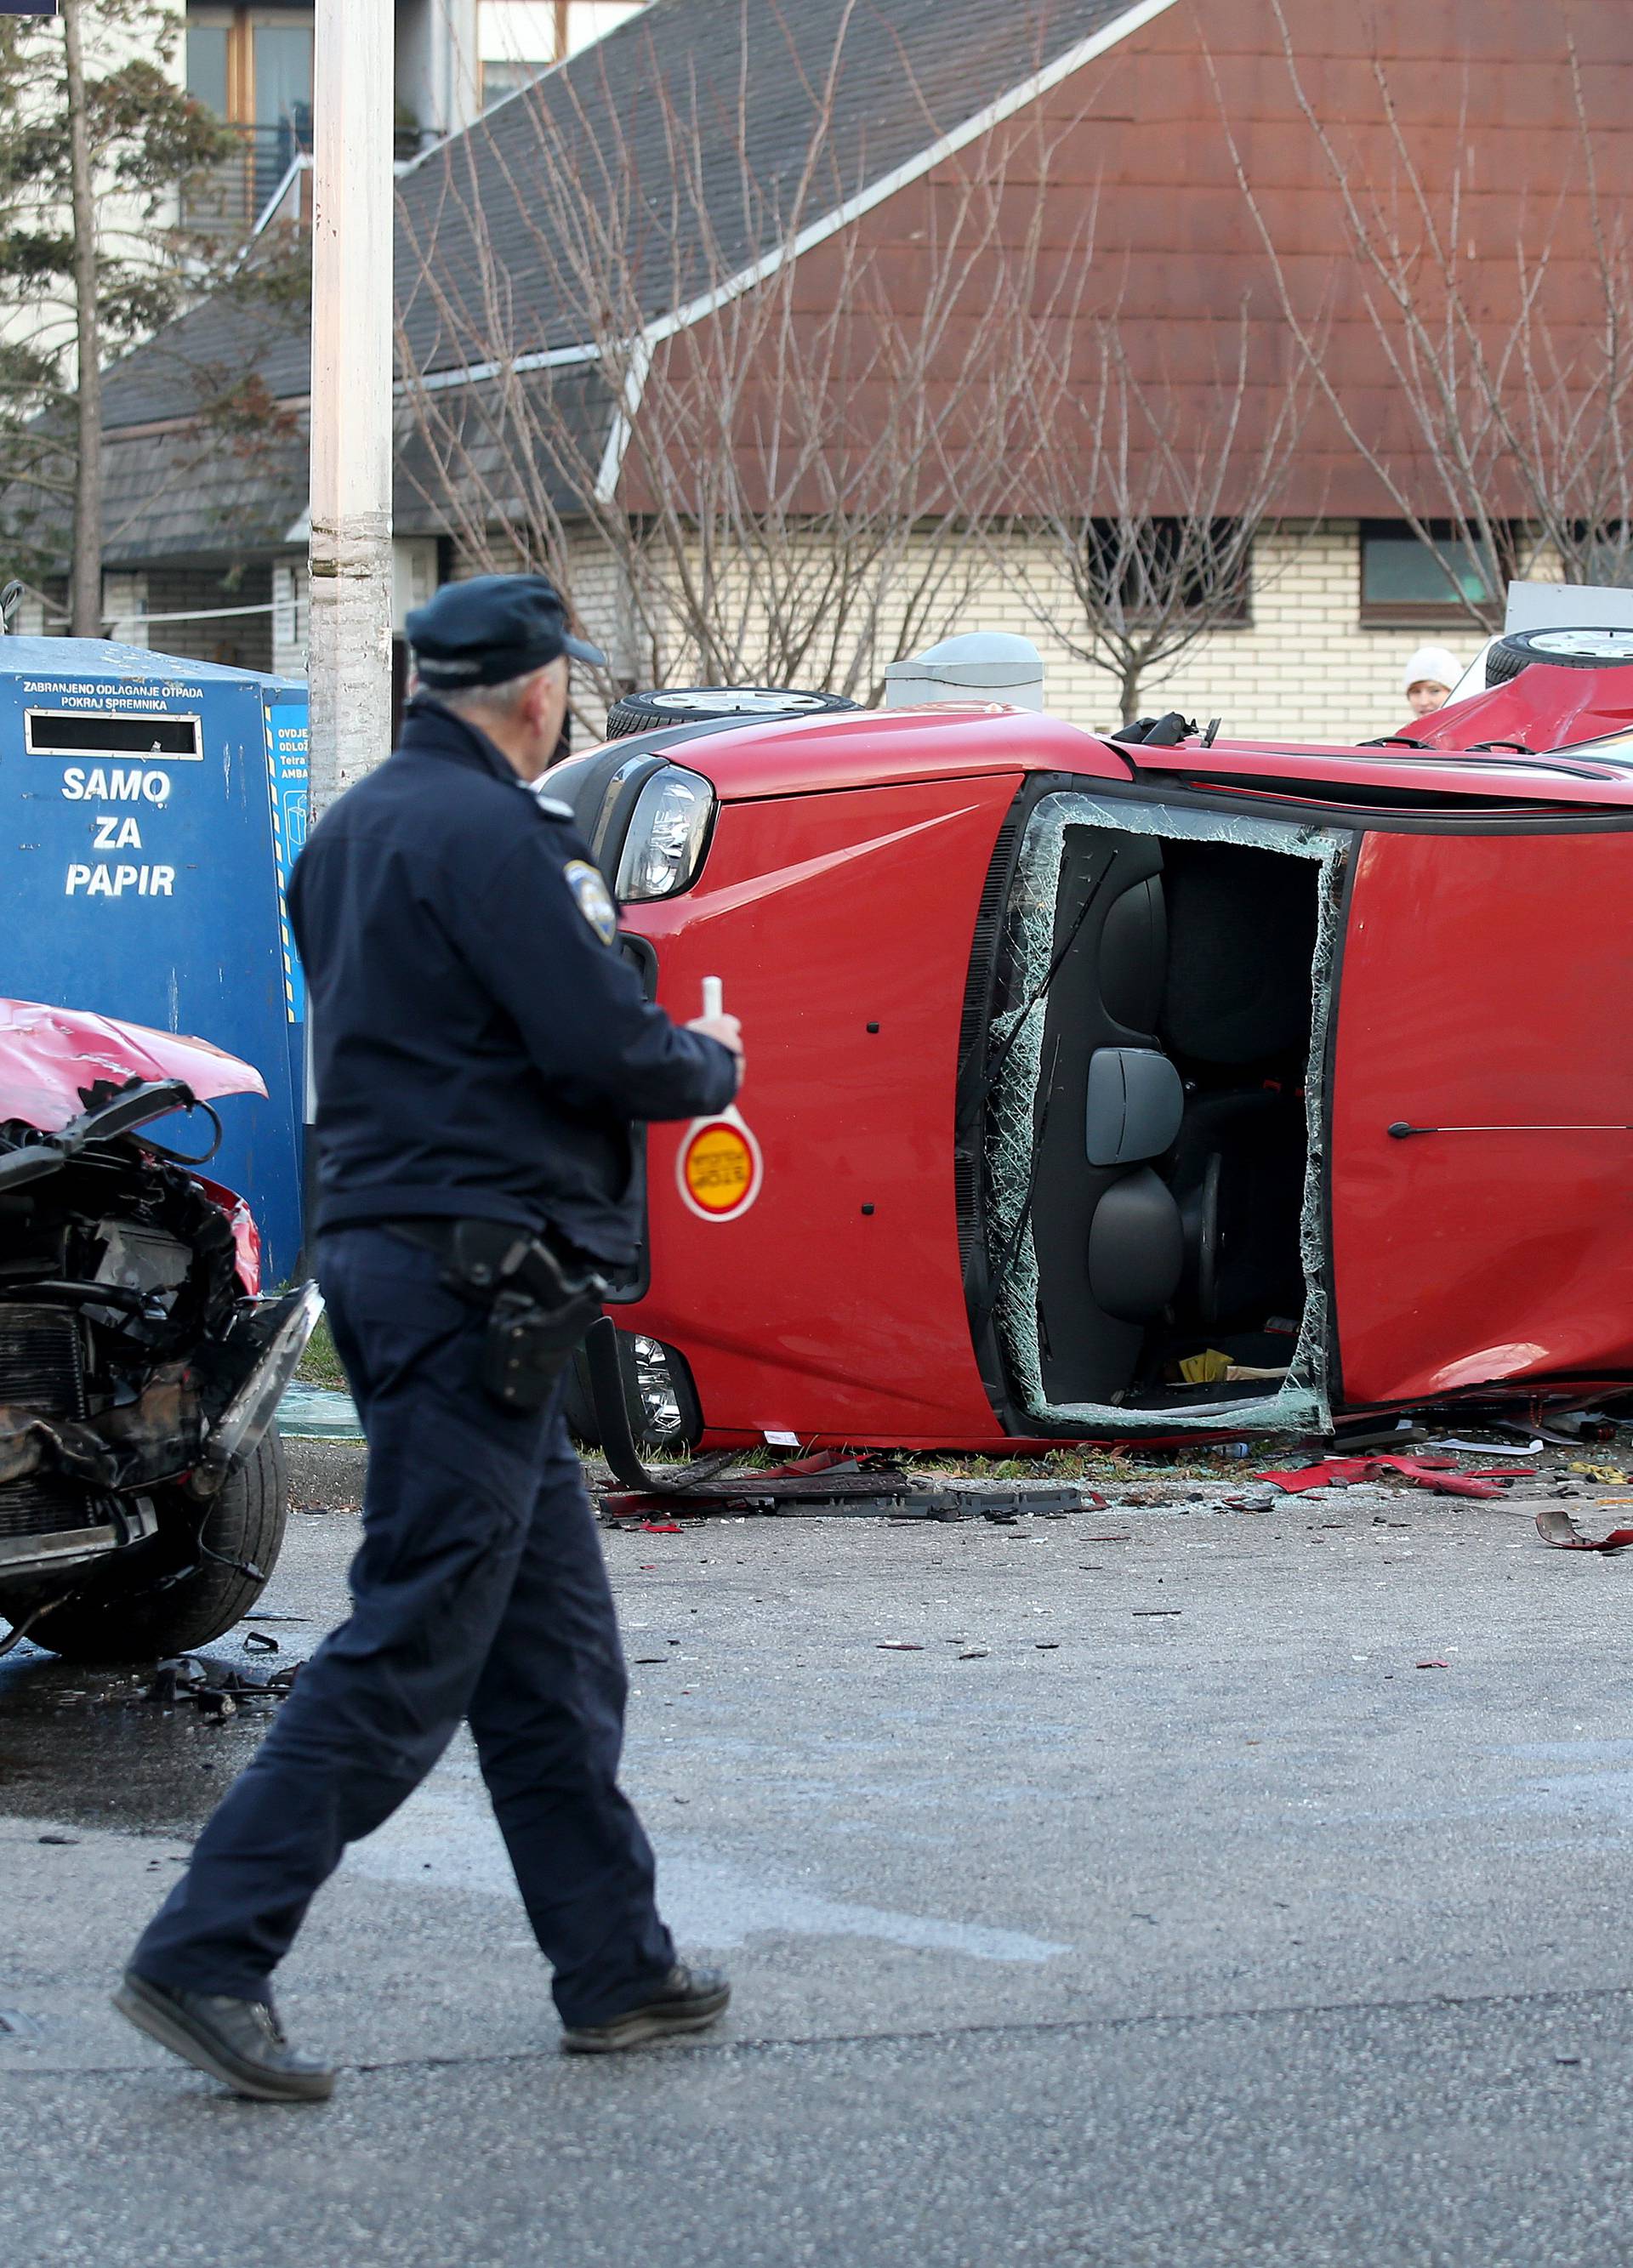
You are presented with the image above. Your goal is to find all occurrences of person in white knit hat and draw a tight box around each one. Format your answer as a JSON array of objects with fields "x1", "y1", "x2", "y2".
[{"x1": 1403, "y1": 644, "x2": 1464, "y2": 718}]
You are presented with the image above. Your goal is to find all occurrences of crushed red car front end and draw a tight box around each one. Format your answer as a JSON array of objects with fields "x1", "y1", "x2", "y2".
[{"x1": 0, "y1": 999, "x2": 320, "y2": 1659}]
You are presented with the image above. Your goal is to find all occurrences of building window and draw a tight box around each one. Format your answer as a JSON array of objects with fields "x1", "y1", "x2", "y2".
[
  {"x1": 185, "y1": 6, "x2": 314, "y2": 223},
  {"x1": 102, "y1": 571, "x2": 151, "y2": 649},
  {"x1": 481, "y1": 56, "x2": 548, "y2": 107},
  {"x1": 479, "y1": 2, "x2": 648, "y2": 109},
  {"x1": 272, "y1": 561, "x2": 309, "y2": 671},
  {"x1": 1569, "y1": 525, "x2": 1633, "y2": 588},
  {"x1": 1359, "y1": 520, "x2": 1505, "y2": 626},
  {"x1": 186, "y1": 21, "x2": 230, "y2": 117},
  {"x1": 1084, "y1": 519, "x2": 1251, "y2": 623}
]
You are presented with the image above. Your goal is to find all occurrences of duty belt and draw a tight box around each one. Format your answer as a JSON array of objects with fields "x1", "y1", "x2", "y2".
[{"x1": 384, "y1": 1219, "x2": 607, "y2": 1410}]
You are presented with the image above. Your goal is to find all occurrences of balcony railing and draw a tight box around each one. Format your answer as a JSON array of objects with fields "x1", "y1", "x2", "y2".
[
  {"x1": 179, "y1": 121, "x2": 314, "y2": 233},
  {"x1": 179, "y1": 116, "x2": 439, "y2": 232}
]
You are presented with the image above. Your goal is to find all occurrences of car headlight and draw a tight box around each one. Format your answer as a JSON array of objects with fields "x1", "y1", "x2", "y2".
[{"x1": 614, "y1": 765, "x2": 715, "y2": 901}]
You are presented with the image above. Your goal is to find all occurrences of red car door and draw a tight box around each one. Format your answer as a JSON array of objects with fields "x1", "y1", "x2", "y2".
[{"x1": 1329, "y1": 827, "x2": 1633, "y2": 1406}]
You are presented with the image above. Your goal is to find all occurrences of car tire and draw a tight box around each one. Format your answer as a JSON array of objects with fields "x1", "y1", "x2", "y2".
[
  {"x1": 604, "y1": 685, "x2": 856, "y2": 739},
  {"x1": 3, "y1": 1428, "x2": 291, "y2": 1666},
  {"x1": 1485, "y1": 627, "x2": 1633, "y2": 686}
]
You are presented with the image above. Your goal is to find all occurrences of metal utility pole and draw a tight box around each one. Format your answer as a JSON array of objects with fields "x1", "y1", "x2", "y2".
[{"x1": 308, "y1": 0, "x2": 395, "y2": 813}]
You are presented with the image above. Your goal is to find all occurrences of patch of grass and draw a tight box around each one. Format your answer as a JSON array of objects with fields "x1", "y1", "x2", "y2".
[
  {"x1": 297, "y1": 1314, "x2": 350, "y2": 1390},
  {"x1": 628, "y1": 1439, "x2": 1297, "y2": 1484},
  {"x1": 886, "y1": 1440, "x2": 1294, "y2": 1484}
]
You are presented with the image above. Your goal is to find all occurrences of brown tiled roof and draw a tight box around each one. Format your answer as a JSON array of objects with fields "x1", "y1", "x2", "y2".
[{"x1": 96, "y1": 0, "x2": 1152, "y2": 430}]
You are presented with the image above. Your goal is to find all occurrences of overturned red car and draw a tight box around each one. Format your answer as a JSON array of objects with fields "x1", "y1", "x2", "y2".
[
  {"x1": 0, "y1": 1000, "x2": 319, "y2": 1660},
  {"x1": 553, "y1": 625, "x2": 1633, "y2": 1454}
]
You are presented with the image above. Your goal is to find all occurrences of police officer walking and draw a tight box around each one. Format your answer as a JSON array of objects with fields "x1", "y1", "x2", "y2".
[{"x1": 115, "y1": 575, "x2": 743, "y2": 2100}]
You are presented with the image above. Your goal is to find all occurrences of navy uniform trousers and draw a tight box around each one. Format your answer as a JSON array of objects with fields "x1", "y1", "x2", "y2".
[{"x1": 131, "y1": 1225, "x2": 674, "y2": 2027}]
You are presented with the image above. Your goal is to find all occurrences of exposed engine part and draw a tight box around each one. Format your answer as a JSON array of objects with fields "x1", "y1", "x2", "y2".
[
  {"x1": 0, "y1": 1304, "x2": 105, "y2": 1543},
  {"x1": 0, "y1": 1300, "x2": 87, "y2": 1415},
  {"x1": 0, "y1": 1044, "x2": 309, "y2": 1660},
  {"x1": 0, "y1": 1495, "x2": 156, "y2": 1577},
  {"x1": 0, "y1": 1099, "x2": 316, "y2": 1594},
  {"x1": 91, "y1": 1219, "x2": 192, "y2": 1313}
]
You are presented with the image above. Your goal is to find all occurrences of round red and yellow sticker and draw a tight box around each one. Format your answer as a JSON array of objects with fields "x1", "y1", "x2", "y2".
[{"x1": 677, "y1": 1112, "x2": 763, "y2": 1222}]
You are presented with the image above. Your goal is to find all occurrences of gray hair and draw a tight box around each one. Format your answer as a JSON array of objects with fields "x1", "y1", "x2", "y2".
[{"x1": 434, "y1": 662, "x2": 560, "y2": 720}]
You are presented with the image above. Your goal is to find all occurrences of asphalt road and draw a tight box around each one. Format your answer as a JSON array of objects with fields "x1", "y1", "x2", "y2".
[{"x1": 4, "y1": 1443, "x2": 1633, "y2": 2265}]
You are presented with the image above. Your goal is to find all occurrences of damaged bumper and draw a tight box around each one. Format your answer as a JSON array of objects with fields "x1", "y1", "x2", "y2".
[
  {"x1": 200, "y1": 1282, "x2": 325, "y2": 1481},
  {"x1": 0, "y1": 1284, "x2": 321, "y2": 1580}
]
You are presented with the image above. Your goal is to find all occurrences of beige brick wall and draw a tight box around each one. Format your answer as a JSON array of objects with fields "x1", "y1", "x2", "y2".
[
  {"x1": 969, "y1": 523, "x2": 1484, "y2": 747},
  {"x1": 450, "y1": 520, "x2": 1490, "y2": 750}
]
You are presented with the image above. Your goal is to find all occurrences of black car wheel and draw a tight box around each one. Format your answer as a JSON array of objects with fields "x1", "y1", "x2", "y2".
[
  {"x1": 1, "y1": 1427, "x2": 290, "y2": 1665},
  {"x1": 604, "y1": 685, "x2": 856, "y2": 740},
  {"x1": 1486, "y1": 626, "x2": 1633, "y2": 685}
]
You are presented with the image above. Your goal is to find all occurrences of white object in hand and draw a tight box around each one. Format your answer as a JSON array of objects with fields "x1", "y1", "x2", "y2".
[{"x1": 702, "y1": 976, "x2": 724, "y2": 1020}]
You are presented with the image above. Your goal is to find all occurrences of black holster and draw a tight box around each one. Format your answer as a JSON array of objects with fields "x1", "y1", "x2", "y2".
[{"x1": 386, "y1": 1219, "x2": 607, "y2": 1412}]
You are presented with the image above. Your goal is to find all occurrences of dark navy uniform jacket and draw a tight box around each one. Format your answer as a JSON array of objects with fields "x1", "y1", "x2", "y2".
[{"x1": 287, "y1": 696, "x2": 737, "y2": 1265}]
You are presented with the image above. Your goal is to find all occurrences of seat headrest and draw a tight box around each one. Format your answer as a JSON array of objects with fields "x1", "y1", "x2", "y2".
[{"x1": 1086, "y1": 1047, "x2": 1185, "y2": 1166}]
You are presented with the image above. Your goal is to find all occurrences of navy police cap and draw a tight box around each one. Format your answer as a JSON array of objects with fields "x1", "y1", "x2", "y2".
[{"x1": 407, "y1": 572, "x2": 606, "y2": 688}]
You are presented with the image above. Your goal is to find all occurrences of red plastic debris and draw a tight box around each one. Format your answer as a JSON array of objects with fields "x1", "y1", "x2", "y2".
[
  {"x1": 640, "y1": 1521, "x2": 682, "y2": 1534},
  {"x1": 1535, "y1": 1503, "x2": 1633, "y2": 1552},
  {"x1": 1256, "y1": 1454, "x2": 1535, "y2": 1499}
]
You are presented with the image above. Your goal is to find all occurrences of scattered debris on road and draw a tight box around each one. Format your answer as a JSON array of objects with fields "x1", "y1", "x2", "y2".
[
  {"x1": 1432, "y1": 1435, "x2": 1543, "y2": 1458},
  {"x1": 1257, "y1": 1454, "x2": 1537, "y2": 1499},
  {"x1": 600, "y1": 1469, "x2": 1108, "y2": 1521},
  {"x1": 1534, "y1": 1502, "x2": 1633, "y2": 1553},
  {"x1": 142, "y1": 1653, "x2": 299, "y2": 1719},
  {"x1": 584, "y1": 1415, "x2": 1633, "y2": 1530}
]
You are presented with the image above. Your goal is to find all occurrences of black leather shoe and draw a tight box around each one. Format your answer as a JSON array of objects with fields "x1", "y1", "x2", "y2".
[
  {"x1": 113, "y1": 1969, "x2": 336, "y2": 2102},
  {"x1": 561, "y1": 1962, "x2": 731, "y2": 2054}
]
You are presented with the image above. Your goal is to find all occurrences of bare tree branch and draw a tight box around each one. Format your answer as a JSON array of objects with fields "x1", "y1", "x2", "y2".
[
  {"x1": 396, "y1": 8, "x2": 1090, "y2": 719},
  {"x1": 1211, "y1": 2, "x2": 1633, "y2": 629},
  {"x1": 981, "y1": 253, "x2": 1318, "y2": 722}
]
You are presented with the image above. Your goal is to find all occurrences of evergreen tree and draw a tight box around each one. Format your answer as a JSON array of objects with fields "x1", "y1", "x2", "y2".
[{"x1": 0, "y1": 0, "x2": 237, "y2": 626}]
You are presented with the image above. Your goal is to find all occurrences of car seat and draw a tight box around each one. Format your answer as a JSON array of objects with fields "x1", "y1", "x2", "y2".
[
  {"x1": 1030, "y1": 831, "x2": 1187, "y2": 1406},
  {"x1": 1161, "y1": 843, "x2": 1316, "y2": 1066},
  {"x1": 1158, "y1": 844, "x2": 1317, "y2": 1329}
]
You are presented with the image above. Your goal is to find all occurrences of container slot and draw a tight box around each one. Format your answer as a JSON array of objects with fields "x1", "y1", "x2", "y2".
[{"x1": 25, "y1": 711, "x2": 202, "y2": 759}]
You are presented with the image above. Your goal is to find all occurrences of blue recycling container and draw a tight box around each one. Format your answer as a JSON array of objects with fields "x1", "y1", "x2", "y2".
[{"x1": 1, "y1": 638, "x2": 309, "y2": 1282}]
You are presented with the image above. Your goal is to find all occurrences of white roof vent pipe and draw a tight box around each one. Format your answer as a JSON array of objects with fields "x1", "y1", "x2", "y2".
[{"x1": 882, "y1": 631, "x2": 1044, "y2": 712}]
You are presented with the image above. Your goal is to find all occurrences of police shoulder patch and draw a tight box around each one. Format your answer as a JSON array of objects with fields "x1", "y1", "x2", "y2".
[{"x1": 563, "y1": 858, "x2": 618, "y2": 946}]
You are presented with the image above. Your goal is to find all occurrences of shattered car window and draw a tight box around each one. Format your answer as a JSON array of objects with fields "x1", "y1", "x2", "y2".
[{"x1": 984, "y1": 792, "x2": 1346, "y2": 1433}]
